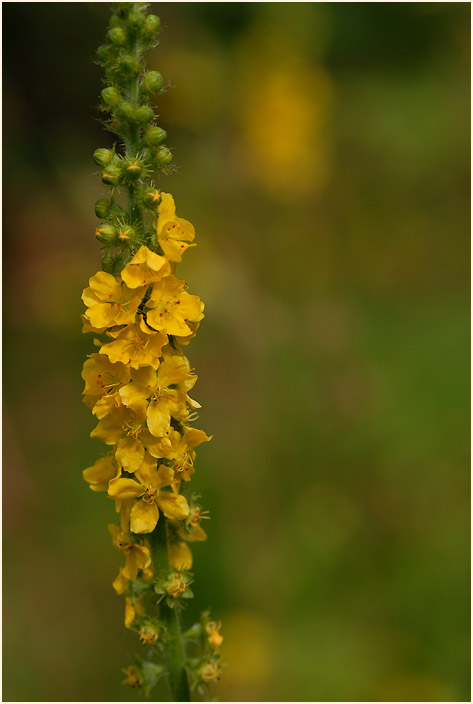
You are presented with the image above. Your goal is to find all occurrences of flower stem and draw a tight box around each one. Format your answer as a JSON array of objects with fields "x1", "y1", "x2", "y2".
[{"x1": 151, "y1": 518, "x2": 191, "y2": 702}]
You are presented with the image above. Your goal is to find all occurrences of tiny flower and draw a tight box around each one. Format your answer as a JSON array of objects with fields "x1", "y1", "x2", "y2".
[
  {"x1": 145, "y1": 275, "x2": 204, "y2": 337},
  {"x1": 205, "y1": 621, "x2": 223, "y2": 650},
  {"x1": 121, "y1": 245, "x2": 170, "y2": 289},
  {"x1": 83, "y1": 453, "x2": 120, "y2": 492},
  {"x1": 199, "y1": 659, "x2": 222, "y2": 683},
  {"x1": 82, "y1": 271, "x2": 146, "y2": 330},
  {"x1": 119, "y1": 354, "x2": 197, "y2": 437},
  {"x1": 122, "y1": 665, "x2": 142, "y2": 689},
  {"x1": 108, "y1": 456, "x2": 189, "y2": 533},
  {"x1": 138, "y1": 623, "x2": 160, "y2": 645},
  {"x1": 109, "y1": 524, "x2": 152, "y2": 580},
  {"x1": 99, "y1": 316, "x2": 167, "y2": 369},
  {"x1": 156, "y1": 192, "x2": 196, "y2": 262},
  {"x1": 81, "y1": 353, "x2": 131, "y2": 418}
]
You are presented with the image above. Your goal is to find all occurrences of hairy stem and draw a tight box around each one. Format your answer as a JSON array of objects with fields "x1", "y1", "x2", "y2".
[{"x1": 151, "y1": 518, "x2": 191, "y2": 702}]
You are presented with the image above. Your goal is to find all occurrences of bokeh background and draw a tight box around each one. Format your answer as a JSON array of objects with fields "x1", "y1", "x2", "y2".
[{"x1": 3, "y1": 2, "x2": 470, "y2": 702}]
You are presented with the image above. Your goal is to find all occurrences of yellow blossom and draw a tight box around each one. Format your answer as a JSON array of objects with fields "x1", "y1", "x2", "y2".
[
  {"x1": 169, "y1": 540, "x2": 193, "y2": 570},
  {"x1": 156, "y1": 192, "x2": 196, "y2": 262},
  {"x1": 108, "y1": 456, "x2": 189, "y2": 534},
  {"x1": 121, "y1": 245, "x2": 170, "y2": 288},
  {"x1": 82, "y1": 353, "x2": 131, "y2": 418},
  {"x1": 206, "y1": 621, "x2": 223, "y2": 650},
  {"x1": 99, "y1": 316, "x2": 167, "y2": 369},
  {"x1": 90, "y1": 406, "x2": 169, "y2": 472},
  {"x1": 158, "y1": 426, "x2": 212, "y2": 481},
  {"x1": 145, "y1": 275, "x2": 204, "y2": 337},
  {"x1": 83, "y1": 454, "x2": 120, "y2": 492},
  {"x1": 109, "y1": 524, "x2": 152, "y2": 580},
  {"x1": 82, "y1": 271, "x2": 146, "y2": 330},
  {"x1": 119, "y1": 354, "x2": 198, "y2": 437}
]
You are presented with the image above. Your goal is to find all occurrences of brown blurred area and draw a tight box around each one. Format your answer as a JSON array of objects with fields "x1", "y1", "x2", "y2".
[{"x1": 3, "y1": 3, "x2": 470, "y2": 701}]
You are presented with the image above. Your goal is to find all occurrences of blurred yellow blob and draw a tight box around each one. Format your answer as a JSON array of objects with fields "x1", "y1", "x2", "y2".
[{"x1": 217, "y1": 610, "x2": 276, "y2": 701}]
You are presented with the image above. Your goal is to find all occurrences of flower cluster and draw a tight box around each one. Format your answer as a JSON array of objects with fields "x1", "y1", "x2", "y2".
[{"x1": 81, "y1": 3, "x2": 223, "y2": 699}]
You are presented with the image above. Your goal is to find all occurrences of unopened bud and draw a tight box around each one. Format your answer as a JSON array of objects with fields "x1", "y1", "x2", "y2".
[
  {"x1": 123, "y1": 158, "x2": 144, "y2": 181},
  {"x1": 96, "y1": 44, "x2": 114, "y2": 64},
  {"x1": 143, "y1": 189, "x2": 161, "y2": 207},
  {"x1": 101, "y1": 86, "x2": 121, "y2": 107},
  {"x1": 155, "y1": 146, "x2": 173, "y2": 167},
  {"x1": 95, "y1": 198, "x2": 112, "y2": 219},
  {"x1": 107, "y1": 27, "x2": 127, "y2": 46},
  {"x1": 116, "y1": 102, "x2": 134, "y2": 121},
  {"x1": 118, "y1": 55, "x2": 141, "y2": 78},
  {"x1": 101, "y1": 164, "x2": 121, "y2": 185},
  {"x1": 95, "y1": 223, "x2": 116, "y2": 244},
  {"x1": 143, "y1": 15, "x2": 161, "y2": 36},
  {"x1": 117, "y1": 225, "x2": 137, "y2": 244},
  {"x1": 93, "y1": 148, "x2": 113, "y2": 167},
  {"x1": 142, "y1": 71, "x2": 164, "y2": 95},
  {"x1": 127, "y1": 12, "x2": 145, "y2": 31},
  {"x1": 145, "y1": 126, "x2": 167, "y2": 147},
  {"x1": 135, "y1": 106, "x2": 154, "y2": 125}
]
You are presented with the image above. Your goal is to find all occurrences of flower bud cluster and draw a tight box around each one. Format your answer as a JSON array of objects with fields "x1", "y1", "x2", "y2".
[{"x1": 184, "y1": 610, "x2": 224, "y2": 694}]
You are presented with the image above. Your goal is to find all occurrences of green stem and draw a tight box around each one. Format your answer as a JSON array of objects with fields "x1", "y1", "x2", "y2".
[
  {"x1": 151, "y1": 518, "x2": 191, "y2": 702},
  {"x1": 123, "y1": 3, "x2": 143, "y2": 227}
]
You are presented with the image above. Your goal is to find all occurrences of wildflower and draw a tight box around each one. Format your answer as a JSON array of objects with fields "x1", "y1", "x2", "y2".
[
  {"x1": 160, "y1": 426, "x2": 212, "y2": 481},
  {"x1": 99, "y1": 317, "x2": 167, "y2": 369},
  {"x1": 206, "y1": 621, "x2": 223, "y2": 650},
  {"x1": 108, "y1": 456, "x2": 189, "y2": 533},
  {"x1": 121, "y1": 245, "x2": 170, "y2": 288},
  {"x1": 83, "y1": 453, "x2": 120, "y2": 492},
  {"x1": 82, "y1": 271, "x2": 146, "y2": 330},
  {"x1": 82, "y1": 353, "x2": 131, "y2": 418},
  {"x1": 119, "y1": 354, "x2": 198, "y2": 436},
  {"x1": 156, "y1": 192, "x2": 196, "y2": 262},
  {"x1": 145, "y1": 275, "x2": 204, "y2": 337},
  {"x1": 109, "y1": 524, "x2": 152, "y2": 580}
]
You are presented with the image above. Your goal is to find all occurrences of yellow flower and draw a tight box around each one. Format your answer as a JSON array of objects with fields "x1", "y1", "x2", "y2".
[
  {"x1": 90, "y1": 406, "x2": 169, "y2": 472},
  {"x1": 145, "y1": 275, "x2": 204, "y2": 337},
  {"x1": 157, "y1": 193, "x2": 196, "y2": 262},
  {"x1": 159, "y1": 426, "x2": 212, "y2": 481},
  {"x1": 138, "y1": 624, "x2": 159, "y2": 645},
  {"x1": 119, "y1": 354, "x2": 198, "y2": 437},
  {"x1": 206, "y1": 621, "x2": 223, "y2": 650},
  {"x1": 108, "y1": 456, "x2": 189, "y2": 534},
  {"x1": 108, "y1": 524, "x2": 152, "y2": 580},
  {"x1": 82, "y1": 353, "x2": 131, "y2": 418},
  {"x1": 83, "y1": 453, "x2": 120, "y2": 491},
  {"x1": 82, "y1": 271, "x2": 146, "y2": 330},
  {"x1": 199, "y1": 660, "x2": 222, "y2": 683},
  {"x1": 121, "y1": 245, "x2": 170, "y2": 288},
  {"x1": 169, "y1": 540, "x2": 193, "y2": 570},
  {"x1": 99, "y1": 316, "x2": 167, "y2": 369}
]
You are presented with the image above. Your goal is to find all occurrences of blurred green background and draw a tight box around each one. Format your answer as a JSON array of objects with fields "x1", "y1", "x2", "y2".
[{"x1": 3, "y1": 2, "x2": 470, "y2": 701}]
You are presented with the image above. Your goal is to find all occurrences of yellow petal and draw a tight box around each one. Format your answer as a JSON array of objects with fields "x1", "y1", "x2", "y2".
[
  {"x1": 83, "y1": 455, "x2": 119, "y2": 491},
  {"x1": 169, "y1": 541, "x2": 193, "y2": 570},
  {"x1": 157, "y1": 492, "x2": 189, "y2": 520},
  {"x1": 119, "y1": 382, "x2": 150, "y2": 415},
  {"x1": 124, "y1": 597, "x2": 135, "y2": 628},
  {"x1": 108, "y1": 476, "x2": 143, "y2": 500},
  {"x1": 115, "y1": 436, "x2": 145, "y2": 473},
  {"x1": 130, "y1": 498, "x2": 160, "y2": 534},
  {"x1": 147, "y1": 398, "x2": 171, "y2": 437},
  {"x1": 112, "y1": 568, "x2": 129, "y2": 595}
]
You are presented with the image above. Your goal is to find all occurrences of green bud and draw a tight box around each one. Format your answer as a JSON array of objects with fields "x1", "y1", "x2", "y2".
[
  {"x1": 135, "y1": 106, "x2": 154, "y2": 125},
  {"x1": 116, "y1": 102, "x2": 134, "y2": 121},
  {"x1": 123, "y1": 158, "x2": 144, "y2": 181},
  {"x1": 107, "y1": 27, "x2": 126, "y2": 46},
  {"x1": 143, "y1": 189, "x2": 161, "y2": 207},
  {"x1": 101, "y1": 86, "x2": 121, "y2": 107},
  {"x1": 117, "y1": 225, "x2": 138, "y2": 245},
  {"x1": 95, "y1": 198, "x2": 112, "y2": 218},
  {"x1": 96, "y1": 44, "x2": 114, "y2": 64},
  {"x1": 101, "y1": 163, "x2": 121, "y2": 185},
  {"x1": 127, "y1": 11, "x2": 145, "y2": 31},
  {"x1": 109, "y1": 13, "x2": 122, "y2": 28},
  {"x1": 145, "y1": 126, "x2": 167, "y2": 146},
  {"x1": 143, "y1": 15, "x2": 161, "y2": 36},
  {"x1": 142, "y1": 71, "x2": 164, "y2": 95},
  {"x1": 117, "y1": 55, "x2": 141, "y2": 78},
  {"x1": 95, "y1": 223, "x2": 116, "y2": 244},
  {"x1": 93, "y1": 148, "x2": 113, "y2": 167},
  {"x1": 155, "y1": 146, "x2": 173, "y2": 167}
]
